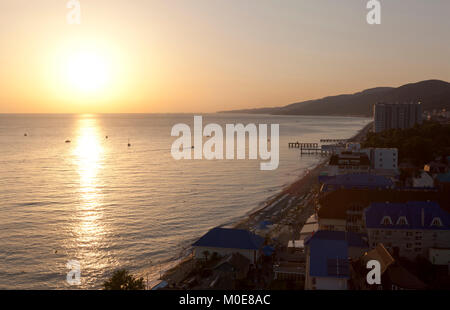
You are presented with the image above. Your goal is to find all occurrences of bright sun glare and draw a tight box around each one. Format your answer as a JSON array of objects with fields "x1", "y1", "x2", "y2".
[
  {"x1": 65, "y1": 51, "x2": 111, "y2": 93},
  {"x1": 50, "y1": 38, "x2": 129, "y2": 106}
]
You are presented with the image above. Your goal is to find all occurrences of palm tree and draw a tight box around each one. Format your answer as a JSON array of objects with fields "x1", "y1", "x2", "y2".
[{"x1": 103, "y1": 269, "x2": 145, "y2": 290}]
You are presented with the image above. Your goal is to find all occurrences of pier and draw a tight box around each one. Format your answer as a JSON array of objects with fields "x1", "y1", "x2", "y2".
[
  {"x1": 287, "y1": 142, "x2": 324, "y2": 155},
  {"x1": 288, "y1": 138, "x2": 349, "y2": 155},
  {"x1": 288, "y1": 142, "x2": 318, "y2": 149},
  {"x1": 319, "y1": 138, "x2": 348, "y2": 143}
]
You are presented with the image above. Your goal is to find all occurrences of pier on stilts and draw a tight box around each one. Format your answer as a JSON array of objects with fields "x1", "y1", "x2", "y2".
[
  {"x1": 288, "y1": 142, "x2": 322, "y2": 155},
  {"x1": 288, "y1": 138, "x2": 349, "y2": 155}
]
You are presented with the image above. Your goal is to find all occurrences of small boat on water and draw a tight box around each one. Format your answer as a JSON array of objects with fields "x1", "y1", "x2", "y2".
[
  {"x1": 65, "y1": 140, "x2": 71, "y2": 143},
  {"x1": 24, "y1": 133, "x2": 27, "y2": 137},
  {"x1": 128, "y1": 139, "x2": 131, "y2": 147},
  {"x1": 105, "y1": 135, "x2": 108, "y2": 139}
]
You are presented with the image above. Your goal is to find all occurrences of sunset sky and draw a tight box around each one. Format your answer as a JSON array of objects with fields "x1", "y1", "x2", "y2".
[{"x1": 1, "y1": 0, "x2": 449, "y2": 113}]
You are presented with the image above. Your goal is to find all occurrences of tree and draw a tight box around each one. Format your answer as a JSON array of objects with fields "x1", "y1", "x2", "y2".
[
  {"x1": 362, "y1": 121, "x2": 450, "y2": 168},
  {"x1": 103, "y1": 269, "x2": 145, "y2": 290}
]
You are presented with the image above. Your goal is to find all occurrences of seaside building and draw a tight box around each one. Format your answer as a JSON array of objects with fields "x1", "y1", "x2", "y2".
[
  {"x1": 319, "y1": 173, "x2": 394, "y2": 194},
  {"x1": 304, "y1": 231, "x2": 368, "y2": 290},
  {"x1": 373, "y1": 102, "x2": 423, "y2": 133},
  {"x1": 368, "y1": 148, "x2": 398, "y2": 175},
  {"x1": 191, "y1": 227, "x2": 264, "y2": 264},
  {"x1": 364, "y1": 201, "x2": 450, "y2": 259},
  {"x1": 317, "y1": 188, "x2": 446, "y2": 233},
  {"x1": 327, "y1": 152, "x2": 371, "y2": 176}
]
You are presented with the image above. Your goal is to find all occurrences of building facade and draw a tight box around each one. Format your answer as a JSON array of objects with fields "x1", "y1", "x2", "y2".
[
  {"x1": 364, "y1": 201, "x2": 450, "y2": 260},
  {"x1": 327, "y1": 152, "x2": 371, "y2": 176},
  {"x1": 374, "y1": 102, "x2": 423, "y2": 133},
  {"x1": 369, "y1": 148, "x2": 398, "y2": 171},
  {"x1": 192, "y1": 227, "x2": 264, "y2": 264}
]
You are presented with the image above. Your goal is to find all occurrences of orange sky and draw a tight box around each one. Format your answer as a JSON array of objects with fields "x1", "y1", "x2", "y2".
[{"x1": 1, "y1": 0, "x2": 449, "y2": 113}]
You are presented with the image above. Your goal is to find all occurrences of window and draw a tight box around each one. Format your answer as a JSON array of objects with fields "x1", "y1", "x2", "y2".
[
  {"x1": 396, "y1": 216, "x2": 409, "y2": 226},
  {"x1": 430, "y1": 217, "x2": 443, "y2": 227}
]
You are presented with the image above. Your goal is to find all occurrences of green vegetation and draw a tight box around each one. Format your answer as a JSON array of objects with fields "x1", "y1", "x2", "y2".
[
  {"x1": 103, "y1": 269, "x2": 145, "y2": 290},
  {"x1": 362, "y1": 121, "x2": 450, "y2": 167}
]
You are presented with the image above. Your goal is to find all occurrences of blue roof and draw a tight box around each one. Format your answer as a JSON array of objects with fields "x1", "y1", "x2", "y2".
[
  {"x1": 319, "y1": 173, "x2": 393, "y2": 193},
  {"x1": 365, "y1": 201, "x2": 450, "y2": 230},
  {"x1": 305, "y1": 230, "x2": 368, "y2": 248},
  {"x1": 192, "y1": 227, "x2": 264, "y2": 250},
  {"x1": 305, "y1": 231, "x2": 350, "y2": 278}
]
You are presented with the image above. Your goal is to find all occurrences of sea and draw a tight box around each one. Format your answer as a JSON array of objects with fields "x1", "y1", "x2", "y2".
[{"x1": 0, "y1": 113, "x2": 371, "y2": 289}]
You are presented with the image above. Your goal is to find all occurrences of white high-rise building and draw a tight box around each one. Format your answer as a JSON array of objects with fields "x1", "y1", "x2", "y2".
[{"x1": 373, "y1": 102, "x2": 423, "y2": 133}]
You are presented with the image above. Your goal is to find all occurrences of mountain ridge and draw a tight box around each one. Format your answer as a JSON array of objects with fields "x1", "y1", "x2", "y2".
[{"x1": 220, "y1": 80, "x2": 450, "y2": 117}]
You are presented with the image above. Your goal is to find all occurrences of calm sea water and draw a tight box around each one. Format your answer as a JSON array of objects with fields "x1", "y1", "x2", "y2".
[{"x1": 0, "y1": 113, "x2": 370, "y2": 289}]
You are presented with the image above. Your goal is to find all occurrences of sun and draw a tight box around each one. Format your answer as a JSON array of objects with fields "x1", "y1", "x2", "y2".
[
  {"x1": 48, "y1": 37, "x2": 130, "y2": 107},
  {"x1": 64, "y1": 50, "x2": 111, "y2": 93}
]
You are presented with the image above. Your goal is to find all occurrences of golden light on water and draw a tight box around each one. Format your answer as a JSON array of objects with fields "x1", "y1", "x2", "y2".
[{"x1": 72, "y1": 116, "x2": 105, "y2": 249}]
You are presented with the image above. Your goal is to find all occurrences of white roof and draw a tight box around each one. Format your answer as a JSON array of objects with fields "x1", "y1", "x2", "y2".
[{"x1": 288, "y1": 240, "x2": 304, "y2": 248}]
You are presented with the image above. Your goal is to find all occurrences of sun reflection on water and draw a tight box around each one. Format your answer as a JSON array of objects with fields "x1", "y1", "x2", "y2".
[{"x1": 72, "y1": 116, "x2": 106, "y2": 269}]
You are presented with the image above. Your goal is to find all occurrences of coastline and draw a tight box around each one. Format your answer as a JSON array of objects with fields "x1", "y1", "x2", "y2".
[{"x1": 159, "y1": 121, "x2": 373, "y2": 288}]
